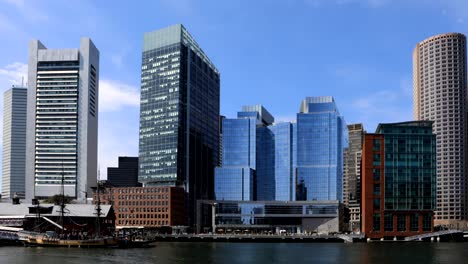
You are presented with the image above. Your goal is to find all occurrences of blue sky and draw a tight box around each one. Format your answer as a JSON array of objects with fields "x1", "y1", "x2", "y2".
[{"x1": 0, "y1": 0, "x2": 467, "y2": 186}]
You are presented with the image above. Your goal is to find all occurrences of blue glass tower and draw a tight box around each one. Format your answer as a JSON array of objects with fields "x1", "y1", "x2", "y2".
[
  {"x1": 296, "y1": 96, "x2": 347, "y2": 201},
  {"x1": 270, "y1": 122, "x2": 296, "y2": 201},
  {"x1": 215, "y1": 105, "x2": 274, "y2": 200}
]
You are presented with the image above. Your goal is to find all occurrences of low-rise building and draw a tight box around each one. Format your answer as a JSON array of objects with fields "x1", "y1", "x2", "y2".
[
  {"x1": 0, "y1": 202, "x2": 115, "y2": 234},
  {"x1": 94, "y1": 186, "x2": 186, "y2": 229},
  {"x1": 196, "y1": 200, "x2": 344, "y2": 234},
  {"x1": 362, "y1": 121, "x2": 436, "y2": 239}
]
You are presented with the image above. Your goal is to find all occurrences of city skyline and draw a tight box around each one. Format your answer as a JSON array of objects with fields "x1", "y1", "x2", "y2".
[{"x1": 0, "y1": 0, "x2": 467, "y2": 192}]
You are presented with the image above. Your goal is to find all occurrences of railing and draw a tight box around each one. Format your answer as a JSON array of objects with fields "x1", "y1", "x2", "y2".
[{"x1": 404, "y1": 230, "x2": 462, "y2": 241}]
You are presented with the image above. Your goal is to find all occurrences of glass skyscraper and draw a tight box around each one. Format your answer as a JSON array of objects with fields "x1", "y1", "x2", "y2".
[
  {"x1": 215, "y1": 105, "x2": 274, "y2": 201},
  {"x1": 216, "y1": 97, "x2": 346, "y2": 203},
  {"x1": 139, "y1": 24, "x2": 220, "y2": 225},
  {"x1": 296, "y1": 96, "x2": 347, "y2": 201},
  {"x1": 271, "y1": 122, "x2": 296, "y2": 201}
]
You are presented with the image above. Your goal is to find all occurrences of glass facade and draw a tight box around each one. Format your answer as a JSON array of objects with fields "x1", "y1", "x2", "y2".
[
  {"x1": 296, "y1": 97, "x2": 347, "y2": 201},
  {"x1": 362, "y1": 121, "x2": 436, "y2": 238},
  {"x1": 215, "y1": 117, "x2": 257, "y2": 201},
  {"x1": 256, "y1": 126, "x2": 275, "y2": 200},
  {"x1": 271, "y1": 122, "x2": 295, "y2": 201},
  {"x1": 139, "y1": 24, "x2": 220, "y2": 225},
  {"x1": 214, "y1": 167, "x2": 255, "y2": 201},
  {"x1": 215, "y1": 106, "x2": 275, "y2": 201},
  {"x1": 377, "y1": 122, "x2": 437, "y2": 211},
  {"x1": 196, "y1": 200, "x2": 342, "y2": 234}
]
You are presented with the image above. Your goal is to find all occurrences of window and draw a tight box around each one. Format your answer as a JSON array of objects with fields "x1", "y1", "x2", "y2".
[
  {"x1": 384, "y1": 213, "x2": 393, "y2": 231},
  {"x1": 373, "y1": 154, "x2": 381, "y2": 166},
  {"x1": 374, "y1": 184, "x2": 380, "y2": 196},
  {"x1": 397, "y1": 215, "x2": 406, "y2": 231},
  {"x1": 373, "y1": 139, "x2": 381, "y2": 151},
  {"x1": 373, "y1": 214, "x2": 381, "y2": 231},
  {"x1": 423, "y1": 214, "x2": 432, "y2": 231},
  {"x1": 374, "y1": 199, "x2": 380, "y2": 210},
  {"x1": 410, "y1": 214, "x2": 419, "y2": 231},
  {"x1": 373, "y1": 169, "x2": 380, "y2": 181}
]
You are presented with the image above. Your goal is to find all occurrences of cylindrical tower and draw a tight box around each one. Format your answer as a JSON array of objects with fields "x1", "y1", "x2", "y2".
[{"x1": 413, "y1": 33, "x2": 467, "y2": 225}]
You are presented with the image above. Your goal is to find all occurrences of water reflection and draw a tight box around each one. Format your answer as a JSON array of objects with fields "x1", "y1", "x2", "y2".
[{"x1": 0, "y1": 242, "x2": 467, "y2": 264}]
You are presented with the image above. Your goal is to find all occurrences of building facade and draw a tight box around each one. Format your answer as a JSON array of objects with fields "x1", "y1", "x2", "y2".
[
  {"x1": 362, "y1": 121, "x2": 436, "y2": 239},
  {"x1": 25, "y1": 38, "x2": 99, "y2": 200},
  {"x1": 296, "y1": 96, "x2": 347, "y2": 201},
  {"x1": 343, "y1": 123, "x2": 364, "y2": 232},
  {"x1": 94, "y1": 186, "x2": 186, "y2": 228},
  {"x1": 271, "y1": 122, "x2": 296, "y2": 201},
  {"x1": 107, "y1": 157, "x2": 141, "y2": 187},
  {"x1": 2, "y1": 86, "x2": 27, "y2": 199},
  {"x1": 138, "y1": 24, "x2": 220, "y2": 225},
  {"x1": 196, "y1": 200, "x2": 344, "y2": 234},
  {"x1": 214, "y1": 105, "x2": 274, "y2": 201},
  {"x1": 413, "y1": 33, "x2": 467, "y2": 225}
]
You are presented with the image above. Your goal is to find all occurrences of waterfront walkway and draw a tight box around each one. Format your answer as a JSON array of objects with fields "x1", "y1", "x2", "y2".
[
  {"x1": 152, "y1": 233, "x2": 363, "y2": 243},
  {"x1": 404, "y1": 230, "x2": 463, "y2": 241}
]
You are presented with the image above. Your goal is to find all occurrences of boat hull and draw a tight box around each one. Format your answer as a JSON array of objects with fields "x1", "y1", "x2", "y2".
[{"x1": 23, "y1": 236, "x2": 119, "y2": 248}]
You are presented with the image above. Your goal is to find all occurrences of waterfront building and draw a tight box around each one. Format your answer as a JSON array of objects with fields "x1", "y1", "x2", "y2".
[
  {"x1": 361, "y1": 121, "x2": 436, "y2": 239},
  {"x1": 107, "y1": 157, "x2": 141, "y2": 187},
  {"x1": 0, "y1": 202, "x2": 115, "y2": 233},
  {"x1": 196, "y1": 200, "x2": 344, "y2": 234},
  {"x1": 296, "y1": 96, "x2": 347, "y2": 201},
  {"x1": 2, "y1": 86, "x2": 27, "y2": 199},
  {"x1": 94, "y1": 186, "x2": 186, "y2": 229},
  {"x1": 214, "y1": 105, "x2": 274, "y2": 201},
  {"x1": 270, "y1": 122, "x2": 296, "y2": 201},
  {"x1": 343, "y1": 123, "x2": 364, "y2": 232},
  {"x1": 413, "y1": 33, "x2": 467, "y2": 225},
  {"x1": 138, "y1": 24, "x2": 220, "y2": 225},
  {"x1": 25, "y1": 38, "x2": 99, "y2": 200}
]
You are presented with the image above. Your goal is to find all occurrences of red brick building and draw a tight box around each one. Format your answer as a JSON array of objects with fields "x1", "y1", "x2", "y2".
[
  {"x1": 94, "y1": 186, "x2": 186, "y2": 228},
  {"x1": 362, "y1": 122, "x2": 436, "y2": 239}
]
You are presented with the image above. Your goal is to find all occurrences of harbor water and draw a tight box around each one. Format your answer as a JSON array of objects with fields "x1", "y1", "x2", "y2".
[{"x1": 0, "y1": 242, "x2": 467, "y2": 264}]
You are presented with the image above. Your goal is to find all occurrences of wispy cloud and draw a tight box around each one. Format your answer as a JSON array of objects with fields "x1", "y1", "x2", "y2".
[
  {"x1": 0, "y1": 62, "x2": 27, "y2": 84},
  {"x1": 99, "y1": 79, "x2": 140, "y2": 112},
  {"x1": 347, "y1": 77, "x2": 413, "y2": 131},
  {"x1": 0, "y1": 62, "x2": 29, "y2": 181}
]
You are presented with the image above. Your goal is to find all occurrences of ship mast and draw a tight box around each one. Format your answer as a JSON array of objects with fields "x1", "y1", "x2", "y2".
[
  {"x1": 95, "y1": 167, "x2": 102, "y2": 237},
  {"x1": 58, "y1": 160, "x2": 66, "y2": 233}
]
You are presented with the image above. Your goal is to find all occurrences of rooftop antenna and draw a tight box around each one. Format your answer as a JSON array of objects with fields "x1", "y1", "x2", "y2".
[{"x1": 21, "y1": 76, "x2": 24, "y2": 87}]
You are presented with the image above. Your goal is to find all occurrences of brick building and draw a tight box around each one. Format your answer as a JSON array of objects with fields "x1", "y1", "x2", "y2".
[
  {"x1": 362, "y1": 121, "x2": 436, "y2": 239},
  {"x1": 94, "y1": 186, "x2": 186, "y2": 228}
]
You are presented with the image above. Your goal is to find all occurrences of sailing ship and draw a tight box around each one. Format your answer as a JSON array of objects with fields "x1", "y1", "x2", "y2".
[{"x1": 20, "y1": 166, "x2": 119, "y2": 248}]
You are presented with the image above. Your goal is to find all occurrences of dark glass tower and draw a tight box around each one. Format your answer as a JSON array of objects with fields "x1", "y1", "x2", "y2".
[{"x1": 139, "y1": 24, "x2": 220, "y2": 225}]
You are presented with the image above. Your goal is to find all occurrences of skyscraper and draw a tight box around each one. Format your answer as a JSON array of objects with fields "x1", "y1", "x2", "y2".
[
  {"x1": 271, "y1": 122, "x2": 296, "y2": 201},
  {"x1": 214, "y1": 105, "x2": 273, "y2": 201},
  {"x1": 343, "y1": 123, "x2": 364, "y2": 231},
  {"x1": 25, "y1": 38, "x2": 99, "y2": 200},
  {"x1": 2, "y1": 86, "x2": 27, "y2": 199},
  {"x1": 296, "y1": 96, "x2": 347, "y2": 201},
  {"x1": 413, "y1": 33, "x2": 467, "y2": 224},
  {"x1": 139, "y1": 24, "x2": 220, "y2": 225}
]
